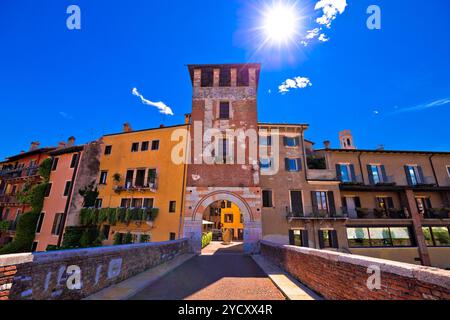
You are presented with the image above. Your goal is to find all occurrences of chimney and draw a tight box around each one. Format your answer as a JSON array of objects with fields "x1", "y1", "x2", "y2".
[
  {"x1": 184, "y1": 114, "x2": 192, "y2": 124},
  {"x1": 29, "y1": 141, "x2": 40, "y2": 151},
  {"x1": 159, "y1": 124, "x2": 165, "y2": 128},
  {"x1": 67, "y1": 136, "x2": 76, "y2": 147},
  {"x1": 377, "y1": 144, "x2": 385, "y2": 151},
  {"x1": 323, "y1": 140, "x2": 331, "y2": 149},
  {"x1": 339, "y1": 130, "x2": 356, "y2": 150},
  {"x1": 58, "y1": 141, "x2": 66, "y2": 149},
  {"x1": 123, "y1": 122, "x2": 132, "y2": 133}
]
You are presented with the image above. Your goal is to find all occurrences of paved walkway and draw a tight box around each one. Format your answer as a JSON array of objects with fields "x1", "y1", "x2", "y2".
[{"x1": 130, "y1": 242, "x2": 286, "y2": 300}]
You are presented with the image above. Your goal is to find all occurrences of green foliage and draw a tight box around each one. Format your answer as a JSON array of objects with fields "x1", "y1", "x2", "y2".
[
  {"x1": 113, "y1": 232, "x2": 123, "y2": 245},
  {"x1": 79, "y1": 181, "x2": 99, "y2": 208},
  {"x1": 0, "y1": 220, "x2": 10, "y2": 233},
  {"x1": 123, "y1": 232, "x2": 133, "y2": 244},
  {"x1": 113, "y1": 173, "x2": 121, "y2": 183},
  {"x1": 201, "y1": 232, "x2": 213, "y2": 249},
  {"x1": 140, "y1": 234, "x2": 150, "y2": 243},
  {"x1": 46, "y1": 245, "x2": 59, "y2": 251},
  {"x1": 0, "y1": 212, "x2": 40, "y2": 254},
  {"x1": 61, "y1": 226, "x2": 85, "y2": 249},
  {"x1": 108, "y1": 209, "x2": 117, "y2": 226},
  {"x1": 38, "y1": 158, "x2": 52, "y2": 182},
  {"x1": 307, "y1": 156, "x2": 327, "y2": 170}
]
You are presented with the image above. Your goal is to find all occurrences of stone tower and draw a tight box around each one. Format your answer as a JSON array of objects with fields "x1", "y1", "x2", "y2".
[
  {"x1": 339, "y1": 130, "x2": 356, "y2": 150},
  {"x1": 183, "y1": 63, "x2": 263, "y2": 253}
]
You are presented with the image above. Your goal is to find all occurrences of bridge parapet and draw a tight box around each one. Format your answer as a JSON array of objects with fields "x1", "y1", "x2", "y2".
[
  {"x1": 260, "y1": 240, "x2": 450, "y2": 300},
  {"x1": 0, "y1": 239, "x2": 189, "y2": 300}
]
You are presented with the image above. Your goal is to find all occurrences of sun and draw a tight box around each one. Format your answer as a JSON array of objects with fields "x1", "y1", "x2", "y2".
[{"x1": 261, "y1": 1, "x2": 302, "y2": 46}]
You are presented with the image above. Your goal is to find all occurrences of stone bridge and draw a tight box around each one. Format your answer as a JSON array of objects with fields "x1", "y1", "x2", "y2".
[{"x1": 1, "y1": 239, "x2": 449, "y2": 300}]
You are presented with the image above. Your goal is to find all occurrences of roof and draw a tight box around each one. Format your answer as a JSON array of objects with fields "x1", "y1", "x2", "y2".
[
  {"x1": 4, "y1": 147, "x2": 57, "y2": 163},
  {"x1": 258, "y1": 123, "x2": 310, "y2": 129},
  {"x1": 48, "y1": 145, "x2": 84, "y2": 156},
  {"x1": 316, "y1": 148, "x2": 450, "y2": 156},
  {"x1": 103, "y1": 124, "x2": 188, "y2": 138}
]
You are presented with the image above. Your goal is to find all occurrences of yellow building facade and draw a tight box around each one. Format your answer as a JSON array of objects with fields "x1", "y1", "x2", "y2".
[
  {"x1": 96, "y1": 124, "x2": 188, "y2": 244},
  {"x1": 220, "y1": 202, "x2": 244, "y2": 240}
]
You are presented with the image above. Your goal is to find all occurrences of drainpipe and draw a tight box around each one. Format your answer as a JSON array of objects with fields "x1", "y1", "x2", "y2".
[
  {"x1": 178, "y1": 124, "x2": 190, "y2": 239},
  {"x1": 358, "y1": 152, "x2": 365, "y2": 184},
  {"x1": 300, "y1": 128, "x2": 308, "y2": 181},
  {"x1": 429, "y1": 154, "x2": 439, "y2": 187}
]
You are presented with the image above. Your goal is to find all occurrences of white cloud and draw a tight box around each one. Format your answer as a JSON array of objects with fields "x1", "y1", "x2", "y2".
[
  {"x1": 132, "y1": 88, "x2": 174, "y2": 116},
  {"x1": 59, "y1": 111, "x2": 72, "y2": 119},
  {"x1": 302, "y1": 0, "x2": 347, "y2": 46},
  {"x1": 393, "y1": 97, "x2": 450, "y2": 114},
  {"x1": 279, "y1": 77, "x2": 312, "y2": 94},
  {"x1": 315, "y1": 0, "x2": 348, "y2": 28}
]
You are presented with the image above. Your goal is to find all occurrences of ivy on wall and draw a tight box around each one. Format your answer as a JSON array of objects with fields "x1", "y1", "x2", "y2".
[{"x1": 0, "y1": 159, "x2": 52, "y2": 254}]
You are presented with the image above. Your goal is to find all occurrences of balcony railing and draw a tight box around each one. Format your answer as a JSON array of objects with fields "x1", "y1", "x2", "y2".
[
  {"x1": 306, "y1": 169, "x2": 337, "y2": 181},
  {"x1": 0, "y1": 194, "x2": 21, "y2": 205},
  {"x1": 424, "y1": 208, "x2": 450, "y2": 219},
  {"x1": 286, "y1": 206, "x2": 348, "y2": 220},
  {"x1": 412, "y1": 176, "x2": 438, "y2": 187},
  {"x1": 340, "y1": 174, "x2": 364, "y2": 185},
  {"x1": 0, "y1": 166, "x2": 39, "y2": 180},
  {"x1": 114, "y1": 179, "x2": 158, "y2": 193},
  {"x1": 344, "y1": 207, "x2": 410, "y2": 219}
]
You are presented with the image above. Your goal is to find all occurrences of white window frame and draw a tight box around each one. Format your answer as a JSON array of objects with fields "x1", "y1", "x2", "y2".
[{"x1": 446, "y1": 165, "x2": 450, "y2": 177}]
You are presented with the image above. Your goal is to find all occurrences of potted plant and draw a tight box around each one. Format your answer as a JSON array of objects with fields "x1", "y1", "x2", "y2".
[
  {"x1": 374, "y1": 208, "x2": 386, "y2": 219},
  {"x1": 356, "y1": 208, "x2": 369, "y2": 219}
]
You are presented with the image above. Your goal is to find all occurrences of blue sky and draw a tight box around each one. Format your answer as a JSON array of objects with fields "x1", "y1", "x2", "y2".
[{"x1": 1, "y1": 0, "x2": 450, "y2": 159}]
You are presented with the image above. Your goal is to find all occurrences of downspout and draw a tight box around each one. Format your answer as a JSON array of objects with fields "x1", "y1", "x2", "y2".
[
  {"x1": 178, "y1": 125, "x2": 190, "y2": 239},
  {"x1": 429, "y1": 154, "x2": 439, "y2": 187},
  {"x1": 57, "y1": 151, "x2": 81, "y2": 247},
  {"x1": 300, "y1": 128, "x2": 308, "y2": 181},
  {"x1": 358, "y1": 151, "x2": 365, "y2": 184}
]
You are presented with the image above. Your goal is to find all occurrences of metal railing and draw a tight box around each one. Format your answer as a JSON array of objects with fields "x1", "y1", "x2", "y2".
[
  {"x1": 286, "y1": 206, "x2": 348, "y2": 219},
  {"x1": 114, "y1": 178, "x2": 159, "y2": 193},
  {"x1": 0, "y1": 166, "x2": 39, "y2": 180},
  {"x1": 344, "y1": 207, "x2": 410, "y2": 219},
  {"x1": 424, "y1": 208, "x2": 450, "y2": 219}
]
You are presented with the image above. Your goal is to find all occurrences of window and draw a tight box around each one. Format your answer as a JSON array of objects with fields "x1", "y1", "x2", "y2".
[
  {"x1": 51, "y1": 158, "x2": 59, "y2": 171},
  {"x1": 447, "y1": 166, "x2": 450, "y2": 177},
  {"x1": 260, "y1": 135, "x2": 272, "y2": 147},
  {"x1": 11, "y1": 185, "x2": 17, "y2": 195},
  {"x1": 31, "y1": 242, "x2": 38, "y2": 253},
  {"x1": 284, "y1": 136, "x2": 299, "y2": 147},
  {"x1": 170, "y1": 233, "x2": 176, "y2": 241},
  {"x1": 226, "y1": 201, "x2": 232, "y2": 208},
  {"x1": 131, "y1": 142, "x2": 139, "y2": 152},
  {"x1": 368, "y1": 165, "x2": 387, "y2": 184},
  {"x1": 63, "y1": 181, "x2": 71, "y2": 197},
  {"x1": 217, "y1": 138, "x2": 229, "y2": 163},
  {"x1": 224, "y1": 214, "x2": 233, "y2": 223},
  {"x1": 405, "y1": 165, "x2": 424, "y2": 186},
  {"x1": 51, "y1": 213, "x2": 65, "y2": 236},
  {"x1": 169, "y1": 201, "x2": 177, "y2": 213},
  {"x1": 347, "y1": 227, "x2": 414, "y2": 248},
  {"x1": 313, "y1": 191, "x2": 328, "y2": 212},
  {"x1": 132, "y1": 198, "x2": 143, "y2": 208},
  {"x1": 260, "y1": 158, "x2": 272, "y2": 171},
  {"x1": 70, "y1": 154, "x2": 78, "y2": 168},
  {"x1": 262, "y1": 190, "x2": 273, "y2": 208},
  {"x1": 135, "y1": 169, "x2": 146, "y2": 187},
  {"x1": 337, "y1": 164, "x2": 355, "y2": 183},
  {"x1": 141, "y1": 141, "x2": 149, "y2": 151},
  {"x1": 125, "y1": 170, "x2": 134, "y2": 188},
  {"x1": 151, "y1": 140, "x2": 160, "y2": 151},
  {"x1": 289, "y1": 230, "x2": 309, "y2": 247},
  {"x1": 319, "y1": 230, "x2": 339, "y2": 249},
  {"x1": 99, "y1": 171, "x2": 108, "y2": 185},
  {"x1": 104, "y1": 145, "x2": 112, "y2": 155},
  {"x1": 416, "y1": 197, "x2": 432, "y2": 215},
  {"x1": 120, "y1": 198, "x2": 131, "y2": 208},
  {"x1": 44, "y1": 183, "x2": 52, "y2": 198},
  {"x1": 285, "y1": 158, "x2": 302, "y2": 172},
  {"x1": 147, "y1": 169, "x2": 157, "y2": 187},
  {"x1": 143, "y1": 198, "x2": 154, "y2": 208},
  {"x1": 219, "y1": 102, "x2": 230, "y2": 119},
  {"x1": 95, "y1": 198, "x2": 103, "y2": 209},
  {"x1": 290, "y1": 191, "x2": 303, "y2": 216},
  {"x1": 422, "y1": 227, "x2": 450, "y2": 247},
  {"x1": 36, "y1": 213, "x2": 45, "y2": 233}
]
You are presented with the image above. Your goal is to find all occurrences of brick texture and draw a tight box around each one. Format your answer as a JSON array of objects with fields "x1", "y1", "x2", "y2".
[
  {"x1": 0, "y1": 239, "x2": 189, "y2": 300},
  {"x1": 261, "y1": 241, "x2": 450, "y2": 300}
]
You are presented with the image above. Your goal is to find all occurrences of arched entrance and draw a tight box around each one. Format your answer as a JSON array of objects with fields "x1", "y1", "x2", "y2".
[{"x1": 183, "y1": 189, "x2": 262, "y2": 254}]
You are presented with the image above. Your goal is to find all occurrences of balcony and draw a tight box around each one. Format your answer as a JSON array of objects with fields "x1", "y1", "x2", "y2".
[
  {"x1": 423, "y1": 208, "x2": 450, "y2": 219},
  {"x1": 340, "y1": 174, "x2": 364, "y2": 186},
  {"x1": 0, "y1": 194, "x2": 22, "y2": 206},
  {"x1": 286, "y1": 206, "x2": 348, "y2": 221},
  {"x1": 0, "y1": 166, "x2": 39, "y2": 181},
  {"x1": 306, "y1": 169, "x2": 337, "y2": 181},
  {"x1": 114, "y1": 179, "x2": 158, "y2": 193},
  {"x1": 412, "y1": 176, "x2": 438, "y2": 188},
  {"x1": 345, "y1": 207, "x2": 410, "y2": 220}
]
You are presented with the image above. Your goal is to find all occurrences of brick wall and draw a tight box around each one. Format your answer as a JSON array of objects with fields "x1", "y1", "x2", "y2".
[
  {"x1": 0, "y1": 239, "x2": 189, "y2": 300},
  {"x1": 260, "y1": 240, "x2": 450, "y2": 300}
]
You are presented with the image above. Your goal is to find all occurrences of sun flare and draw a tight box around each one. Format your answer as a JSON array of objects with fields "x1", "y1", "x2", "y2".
[{"x1": 261, "y1": 1, "x2": 302, "y2": 46}]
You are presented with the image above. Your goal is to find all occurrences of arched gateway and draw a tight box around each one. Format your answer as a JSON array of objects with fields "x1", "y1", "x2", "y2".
[{"x1": 183, "y1": 188, "x2": 262, "y2": 253}]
